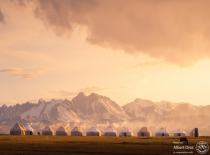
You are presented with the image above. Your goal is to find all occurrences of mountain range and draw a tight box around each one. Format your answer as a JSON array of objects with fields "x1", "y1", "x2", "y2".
[{"x1": 0, "y1": 92, "x2": 210, "y2": 135}]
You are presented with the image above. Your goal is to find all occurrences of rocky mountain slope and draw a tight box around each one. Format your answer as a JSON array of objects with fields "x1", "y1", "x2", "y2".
[
  {"x1": 0, "y1": 93, "x2": 210, "y2": 135},
  {"x1": 123, "y1": 99, "x2": 210, "y2": 135}
]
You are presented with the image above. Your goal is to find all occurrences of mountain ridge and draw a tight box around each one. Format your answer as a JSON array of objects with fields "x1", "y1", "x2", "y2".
[{"x1": 0, "y1": 92, "x2": 210, "y2": 135}]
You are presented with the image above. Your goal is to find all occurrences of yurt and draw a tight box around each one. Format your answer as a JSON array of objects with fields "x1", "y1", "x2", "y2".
[
  {"x1": 86, "y1": 127, "x2": 101, "y2": 136},
  {"x1": 174, "y1": 129, "x2": 186, "y2": 137},
  {"x1": 10, "y1": 123, "x2": 25, "y2": 135},
  {"x1": 71, "y1": 127, "x2": 83, "y2": 136},
  {"x1": 42, "y1": 126, "x2": 53, "y2": 136},
  {"x1": 104, "y1": 127, "x2": 117, "y2": 136},
  {"x1": 25, "y1": 123, "x2": 34, "y2": 135},
  {"x1": 119, "y1": 128, "x2": 132, "y2": 137},
  {"x1": 137, "y1": 127, "x2": 151, "y2": 137},
  {"x1": 155, "y1": 128, "x2": 169, "y2": 137},
  {"x1": 190, "y1": 128, "x2": 199, "y2": 137},
  {"x1": 56, "y1": 126, "x2": 68, "y2": 136}
]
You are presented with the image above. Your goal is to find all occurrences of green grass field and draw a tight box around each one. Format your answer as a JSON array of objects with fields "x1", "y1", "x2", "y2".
[{"x1": 0, "y1": 136, "x2": 209, "y2": 155}]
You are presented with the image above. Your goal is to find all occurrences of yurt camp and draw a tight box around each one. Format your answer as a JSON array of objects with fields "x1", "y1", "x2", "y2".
[
  {"x1": 174, "y1": 129, "x2": 186, "y2": 137},
  {"x1": 71, "y1": 127, "x2": 83, "y2": 136},
  {"x1": 119, "y1": 128, "x2": 132, "y2": 137},
  {"x1": 10, "y1": 123, "x2": 26, "y2": 135},
  {"x1": 42, "y1": 126, "x2": 53, "y2": 136},
  {"x1": 56, "y1": 126, "x2": 68, "y2": 136},
  {"x1": 104, "y1": 127, "x2": 117, "y2": 136},
  {"x1": 137, "y1": 127, "x2": 151, "y2": 137},
  {"x1": 25, "y1": 123, "x2": 34, "y2": 135},
  {"x1": 86, "y1": 127, "x2": 101, "y2": 136},
  {"x1": 155, "y1": 128, "x2": 169, "y2": 137}
]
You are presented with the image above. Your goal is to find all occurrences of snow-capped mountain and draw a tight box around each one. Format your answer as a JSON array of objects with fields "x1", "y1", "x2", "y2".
[
  {"x1": 70, "y1": 92, "x2": 128, "y2": 122},
  {"x1": 123, "y1": 98, "x2": 176, "y2": 120},
  {"x1": 0, "y1": 93, "x2": 210, "y2": 135},
  {"x1": 1, "y1": 92, "x2": 127, "y2": 125},
  {"x1": 21, "y1": 99, "x2": 80, "y2": 123},
  {"x1": 123, "y1": 99, "x2": 210, "y2": 135}
]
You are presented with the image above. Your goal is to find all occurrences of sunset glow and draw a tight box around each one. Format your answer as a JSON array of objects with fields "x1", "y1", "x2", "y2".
[{"x1": 1, "y1": 0, "x2": 210, "y2": 105}]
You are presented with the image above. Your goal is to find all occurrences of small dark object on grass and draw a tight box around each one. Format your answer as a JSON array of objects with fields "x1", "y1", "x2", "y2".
[{"x1": 180, "y1": 137, "x2": 188, "y2": 145}]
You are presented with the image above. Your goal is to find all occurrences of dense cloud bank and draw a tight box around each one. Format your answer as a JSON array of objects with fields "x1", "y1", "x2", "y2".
[
  {"x1": 0, "y1": 9, "x2": 4, "y2": 23},
  {"x1": 5, "y1": 0, "x2": 210, "y2": 64}
]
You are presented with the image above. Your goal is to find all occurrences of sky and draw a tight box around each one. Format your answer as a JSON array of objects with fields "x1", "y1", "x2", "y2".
[{"x1": 1, "y1": 0, "x2": 210, "y2": 105}]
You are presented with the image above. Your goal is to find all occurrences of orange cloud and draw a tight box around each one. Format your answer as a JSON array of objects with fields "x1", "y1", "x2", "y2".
[
  {"x1": 0, "y1": 9, "x2": 4, "y2": 23},
  {"x1": 34, "y1": 0, "x2": 210, "y2": 65},
  {"x1": 80, "y1": 86, "x2": 109, "y2": 94},
  {"x1": 0, "y1": 67, "x2": 46, "y2": 79},
  {"x1": 7, "y1": 0, "x2": 210, "y2": 65},
  {"x1": 52, "y1": 86, "x2": 108, "y2": 98}
]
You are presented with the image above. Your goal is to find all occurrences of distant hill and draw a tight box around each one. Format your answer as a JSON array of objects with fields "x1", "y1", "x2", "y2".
[
  {"x1": 0, "y1": 93, "x2": 210, "y2": 135},
  {"x1": 123, "y1": 99, "x2": 210, "y2": 135}
]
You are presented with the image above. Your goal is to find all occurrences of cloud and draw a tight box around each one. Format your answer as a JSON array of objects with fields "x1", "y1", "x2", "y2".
[
  {"x1": 25, "y1": 0, "x2": 210, "y2": 65},
  {"x1": 4, "y1": 0, "x2": 210, "y2": 65},
  {"x1": 0, "y1": 9, "x2": 4, "y2": 23},
  {"x1": 52, "y1": 86, "x2": 108, "y2": 98},
  {"x1": 51, "y1": 90, "x2": 77, "y2": 98},
  {"x1": 80, "y1": 86, "x2": 108, "y2": 93},
  {"x1": 0, "y1": 67, "x2": 46, "y2": 79},
  {"x1": 33, "y1": 0, "x2": 96, "y2": 35}
]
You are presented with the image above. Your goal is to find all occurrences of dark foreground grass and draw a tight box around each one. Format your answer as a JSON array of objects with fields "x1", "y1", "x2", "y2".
[{"x1": 0, "y1": 136, "x2": 209, "y2": 155}]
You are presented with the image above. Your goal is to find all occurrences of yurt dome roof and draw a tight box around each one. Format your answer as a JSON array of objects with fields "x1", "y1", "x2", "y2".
[
  {"x1": 43, "y1": 126, "x2": 53, "y2": 131},
  {"x1": 25, "y1": 123, "x2": 33, "y2": 131},
  {"x1": 139, "y1": 127, "x2": 149, "y2": 132},
  {"x1": 104, "y1": 127, "x2": 116, "y2": 133},
  {"x1": 120, "y1": 127, "x2": 131, "y2": 133},
  {"x1": 56, "y1": 126, "x2": 67, "y2": 132},
  {"x1": 71, "y1": 127, "x2": 82, "y2": 132},
  {"x1": 86, "y1": 127, "x2": 100, "y2": 132},
  {"x1": 11, "y1": 123, "x2": 25, "y2": 131},
  {"x1": 156, "y1": 128, "x2": 168, "y2": 134},
  {"x1": 174, "y1": 129, "x2": 185, "y2": 133}
]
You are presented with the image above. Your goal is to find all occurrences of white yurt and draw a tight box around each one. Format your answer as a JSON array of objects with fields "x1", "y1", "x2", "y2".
[
  {"x1": 174, "y1": 129, "x2": 186, "y2": 137},
  {"x1": 71, "y1": 127, "x2": 83, "y2": 136},
  {"x1": 25, "y1": 123, "x2": 34, "y2": 135},
  {"x1": 86, "y1": 127, "x2": 101, "y2": 136},
  {"x1": 119, "y1": 128, "x2": 132, "y2": 137},
  {"x1": 155, "y1": 128, "x2": 169, "y2": 137},
  {"x1": 10, "y1": 123, "x2": 25, "y2": 135},
  {"x1": 42, "y1": 126, "x2": 53, "y2": 136},
  {"x1": 104, "y1": 127, "x2": 117, "y2": 136},
  {"x1": 56, "y1": 126, "x2": 68, "y2": 136},
  {"x1": 137, "y1": 127, "x2": 151, "y2": 137}
]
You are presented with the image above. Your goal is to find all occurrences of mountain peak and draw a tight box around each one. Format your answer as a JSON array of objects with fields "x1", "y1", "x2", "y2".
[
  {"x1": 70, "y1": 92, "x2": 127, "y2": 122},
  {"x1": 77, "y1": 92, "x2": 86, "y2": 97},
  {"x1": 89, "y1": 92, "x2": 99, "y2": 97},
  {"x1": 125, "y1": 98, "x2": 155, "y2": 108},
  {"x1": 88, "y1": 92, "x2": 107, "y2": 100},
  {"x1": 0, "y1": 94, "x2": 210, "y2": 135},
  {"x1": 74, "y1": 92, "x2": 108, "y2": 101},
  {"x1": 38, "y1": 98, "x2": 46, "y2": 104},
  {"x1": 134, "y1": 98, "x2": 154, "y2": 104}
]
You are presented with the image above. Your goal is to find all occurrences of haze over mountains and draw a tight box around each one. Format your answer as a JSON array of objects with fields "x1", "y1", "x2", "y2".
[{"x1": 0, "y1": 92, "x2": 210, "y2": 135}]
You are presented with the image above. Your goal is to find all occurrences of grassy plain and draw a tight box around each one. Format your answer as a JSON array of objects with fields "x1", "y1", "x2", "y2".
[{"x1": 0, "y1": 135, "x2": 209, "y2": 155}]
